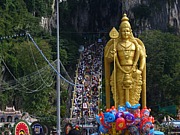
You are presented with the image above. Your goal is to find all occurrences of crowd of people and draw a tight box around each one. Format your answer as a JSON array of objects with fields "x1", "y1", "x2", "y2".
[{"x1": 71, "y1": 39, "x2": 104, "y2": 120}]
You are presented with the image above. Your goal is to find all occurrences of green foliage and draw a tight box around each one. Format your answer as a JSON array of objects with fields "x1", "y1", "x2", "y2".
[
  {"x1": 24, "y1": 0, "x2": 53, "y2": 16},
  {"x1": 0, "y1": 0, "x2": 41, "y2": 35},
  {"x1": 0, "y1": 0, "x2": 56, "y2": 126},
  {"x1": 40, "y1": 114, "x2": 57, "y2": 127},
  {"x1": 23, "y1": 88, "x2": 55, "y2": 115},
  {"x1": 0, "y1": 37, "x2": 56, "y2": 116},
  {"x1": 139, "y1": 30, "x2": 180, "y2": 113},
  {"x1": 0, "y1": 0, "x2": 82, "y2": 127},
  {"x1": 2, "y1": 38, "x2": 52, "y2": 77},
  {"x1": 0, "y1": 91, "x2": 9, "y2": 109}
]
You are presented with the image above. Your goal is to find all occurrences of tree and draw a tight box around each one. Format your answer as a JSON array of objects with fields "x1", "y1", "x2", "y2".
[
  {"x1": 139, "y1": 30, "x2": 180, "y2": 114},
  {"x1": 0, "y1": 0, "x2": 81, "y2": 124}
]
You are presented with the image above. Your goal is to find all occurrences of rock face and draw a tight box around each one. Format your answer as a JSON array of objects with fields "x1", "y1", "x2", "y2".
[
  {"x1": 166, "y1": 0, "x2": 180, "y2": 32},
  {"x1": 48, "y1": 0, "x2": 180, "y2": 35},
  {"x1": 70, "y1": 0, "x2": 122, "y2": 33},
  {"x1": 40, "y1": 15, "x2": 56, "y2": 35},
  {"x1": 40, "y1": 0, "x2": 56, "y2": 35}
]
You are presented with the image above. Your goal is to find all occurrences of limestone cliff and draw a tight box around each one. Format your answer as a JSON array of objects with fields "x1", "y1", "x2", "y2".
[{"x1": 48, "y1": 0, "x2": 180, "y2": 35}]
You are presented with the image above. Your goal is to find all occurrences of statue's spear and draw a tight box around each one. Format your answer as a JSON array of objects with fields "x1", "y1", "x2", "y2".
[{"x1": 109, "y1": 27, "x2": 119, "y2": 107}]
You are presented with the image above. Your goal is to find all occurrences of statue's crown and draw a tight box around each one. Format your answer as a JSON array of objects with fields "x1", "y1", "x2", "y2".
[
  {"x1": 119, "y1": 13, "x2": 131, "y2": 29},
  {"x1": 121, "y1": 14, "x2": 129, "y2": 22}
]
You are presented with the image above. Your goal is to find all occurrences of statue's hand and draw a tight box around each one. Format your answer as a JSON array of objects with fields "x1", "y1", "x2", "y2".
[
  {"x1": 110, "y1": 49, "x2": 117, "y2": 57},
  {"x1": 136, "y1": 70, "x2": 142, "y2": 74}
]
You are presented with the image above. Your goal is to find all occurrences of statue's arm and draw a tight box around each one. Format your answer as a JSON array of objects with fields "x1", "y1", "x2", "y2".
[
  {"x1": 139, "y1": 46, "x2": 146, "y2": 71},
  {"x1": 104, "y1": 39, "x2": 115, "y2": 63},
  {"x1": 135, "y1": 38, "x2": 146, "y2": 72}
]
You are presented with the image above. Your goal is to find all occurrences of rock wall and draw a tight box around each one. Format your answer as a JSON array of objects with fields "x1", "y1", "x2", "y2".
[
  {"x1": 48, "y1": 0, "x2": 180, "y2": 35},
  {"x1": 121, "y1": 0, "x2": 180, "y2": 34},
  {"x1": 166, "y1": 0, "x2": 180, "y2": 32}
]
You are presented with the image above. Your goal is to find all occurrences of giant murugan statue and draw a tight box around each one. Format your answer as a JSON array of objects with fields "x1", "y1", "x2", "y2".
[{"x1": 104, "y1": 14, "x2": 146, "y2": 108}]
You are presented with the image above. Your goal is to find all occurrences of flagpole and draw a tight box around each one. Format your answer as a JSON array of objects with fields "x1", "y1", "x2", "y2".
[{"x1": 56, "y1": 0, "x2": 61, "y2": 134}]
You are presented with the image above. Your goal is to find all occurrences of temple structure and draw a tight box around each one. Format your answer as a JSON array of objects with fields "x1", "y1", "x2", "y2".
[
  {"x1": 0, "y1": 106, "x2": 37, "y2": 127},
  {"x1": 0, "y1": 106, "x2": 22, "y2": 127}
]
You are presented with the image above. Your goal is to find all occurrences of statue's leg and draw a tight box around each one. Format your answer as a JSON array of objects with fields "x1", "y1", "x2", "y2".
[
  {"x1": 122, "y1": 73, "x2": 133, "y2": 105},
  {"x1": 129, "y1": 86, "x2": 135, "y2": 105},
  {"x1": 119, "y1": 85, "x2": 125, "y2": 106},
  {"x1": 116, "y1": 71, "x2": 124, "y2": 106},
  {"x1": 133, "y1": 70, "x2": 143, "y2": 104}
]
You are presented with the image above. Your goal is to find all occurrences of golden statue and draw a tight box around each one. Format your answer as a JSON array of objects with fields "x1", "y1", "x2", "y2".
[{"x1": 104, "y1": 14, "x2": 146, "y2": 108}]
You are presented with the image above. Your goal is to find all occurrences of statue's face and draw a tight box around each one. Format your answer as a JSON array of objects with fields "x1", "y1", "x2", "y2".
[{"x1": 121, "y1": 27, "x2": 131, "y2": 39}]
